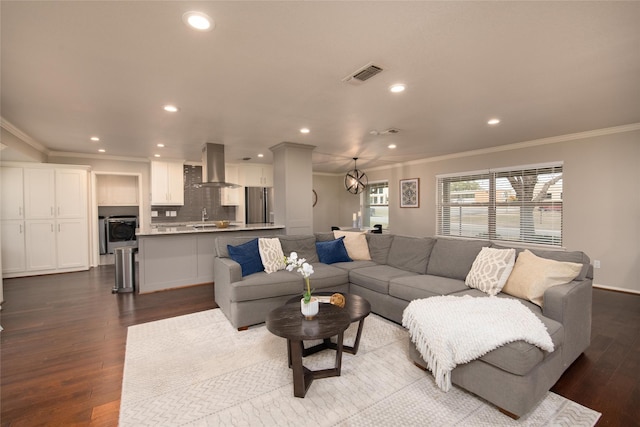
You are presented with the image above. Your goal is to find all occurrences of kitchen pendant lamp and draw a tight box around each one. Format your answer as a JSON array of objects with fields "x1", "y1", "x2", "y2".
[{"x1": 344, "y1": 157, "x2": 368, "y2": 195}]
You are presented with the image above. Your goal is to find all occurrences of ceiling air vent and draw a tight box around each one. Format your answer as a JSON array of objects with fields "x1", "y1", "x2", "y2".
[{"x1": 342, "y1": 63, "x2": 384, "y2": 85}]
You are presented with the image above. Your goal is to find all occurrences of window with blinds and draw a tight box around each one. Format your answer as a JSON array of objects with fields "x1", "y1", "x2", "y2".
[{"x1": 436, "y1": 163, "x2": 563, "y2": 246}]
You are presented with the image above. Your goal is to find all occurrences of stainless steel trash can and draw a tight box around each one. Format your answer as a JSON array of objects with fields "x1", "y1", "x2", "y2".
[{"x1": 113, "y1": 247, "x2": 136, "y2": 293}]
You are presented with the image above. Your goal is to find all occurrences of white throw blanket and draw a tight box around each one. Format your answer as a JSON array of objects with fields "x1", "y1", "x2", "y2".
[{"x1": 402, "y1": 296, "x2": 554, "y2": 392}]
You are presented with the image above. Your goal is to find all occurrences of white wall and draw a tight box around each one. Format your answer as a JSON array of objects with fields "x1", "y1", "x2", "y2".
[
  {"x1": 312, "y1": 174, "x2": 360, "y2": 232},
  {"x1": 362, "y1": 128, "x2": 640, "y2": 293}
]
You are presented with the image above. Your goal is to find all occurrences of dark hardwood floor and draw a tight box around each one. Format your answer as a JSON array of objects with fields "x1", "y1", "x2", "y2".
[{"x1": 1, "y1": 266, "x2": 638, "y2": 426}]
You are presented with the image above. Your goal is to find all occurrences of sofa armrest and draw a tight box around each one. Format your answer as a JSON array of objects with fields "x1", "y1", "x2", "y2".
[
  {"x1": 214, "y1": 257, "x2": 242, "y2": 287},
  {"x1": 542, "y1": 278, "x2": 593, "y2": 367},
  {"x1": 213, "y1": 257, "x2": 243, "y2": 319}
]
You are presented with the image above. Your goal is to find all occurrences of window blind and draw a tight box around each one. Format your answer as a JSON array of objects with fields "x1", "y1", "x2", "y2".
[{"x1": 436, "y1": 163, "x2": 563, "y2": 246}]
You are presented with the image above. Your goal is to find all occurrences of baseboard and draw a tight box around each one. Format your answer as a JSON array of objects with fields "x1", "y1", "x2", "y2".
[{"x1": 593, "y1": 284, "x2": 640, "y2": 295}]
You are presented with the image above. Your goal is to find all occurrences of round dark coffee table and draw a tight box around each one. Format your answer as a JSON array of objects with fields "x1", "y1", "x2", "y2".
[
  {"x1": 266, "y1": 302, "x2": 350, "y2": 398},
  {"x1": 285, "y1": 292, "x2": 371, "y2": 355}
]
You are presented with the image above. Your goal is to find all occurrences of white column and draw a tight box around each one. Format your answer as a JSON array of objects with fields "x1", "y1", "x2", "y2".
[{"x1": 270, "y1": 142, "x2": 316, "y2": 235}]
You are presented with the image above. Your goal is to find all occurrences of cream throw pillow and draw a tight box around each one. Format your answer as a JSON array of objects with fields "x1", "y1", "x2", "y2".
[
  {"x1": 258, "y1": 238, "x2": 286, "y2": 274},
  {"x1": 465, "y1": 247, "x2": 516, "y2": 296},
  {"x1": 502, "y1": 249, "x2": 583, "y2": 307},
  {"x1": 332, "y1": 231, "x2": 371, "y2": 261}
]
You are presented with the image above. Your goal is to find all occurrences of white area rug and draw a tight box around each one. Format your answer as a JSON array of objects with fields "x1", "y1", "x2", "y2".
[{"x1": 120, "y1": 309, "x2": 601, "y2": 426}]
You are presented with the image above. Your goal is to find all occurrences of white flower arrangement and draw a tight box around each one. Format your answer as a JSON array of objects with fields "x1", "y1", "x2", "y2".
[{"x1": 284, "y1": 251, "x2": 314, "y2": 303}]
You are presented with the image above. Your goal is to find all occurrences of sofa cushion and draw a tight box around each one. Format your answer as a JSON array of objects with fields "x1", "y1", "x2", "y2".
[
  {"x1": 279, "y1": 235, "x2": 319, "y2": 263},
  {"x1": 316, "y1": 237, "x2": 351, "y2": 264},
  {"x1": 387, "y1": 236, "x2": 435, "y2": 274},
  {"x1": 314, "y1": 232, "x2": 336, "y2": 242},
  {"x1": 502, "y1": 249, "x2": 582, "y2": 307},
  {"x1": 230, "y1": 263, "x2": 348, "y2": 302},
  {"x1": 227, "y1": 239, "x2": 264, "y2": 277},
  {"x1": 349, "y1": 265, "x2": 418, "y2": 294},
  {"x1": 331, "y1": 260, "x2": 377, "y2": 271},
  {"x1": 308, "y1": 263, "x2": 350, "y2": 290},
  {"x1": 215, "y1": 236, "x2": 260, "y2": 258},
  {"x1": 366, "y1": 234, "x2": 394, "y2": 264},
  {"x1": 465, "y1": 247, "x2": 516, "y2": 296},
  {"x1": 231, "y1": 270, "x2": 302, "y2": 302},
  {"x1": 427, "y1": 238, "x2": 490, "y2": 280},
  {"x1": 455, "y1": 289, "x2": 562, "y2": 375},
  {"x1": 333, "y1": 231, "x2": 371, "y2": 260},
  {"x1": 389, "y1": 275, "x2": 468, "y2": 301},
  {"x1": 258, "y1": 237, "x2": 286, "y2": 273}
]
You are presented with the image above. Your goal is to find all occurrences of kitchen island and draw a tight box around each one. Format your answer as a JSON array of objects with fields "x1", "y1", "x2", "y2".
[{"x1": 136, "y1": 223, "x2": 284, "y2": 293}]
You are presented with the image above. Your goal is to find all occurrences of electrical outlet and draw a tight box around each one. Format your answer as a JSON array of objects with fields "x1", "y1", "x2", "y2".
[
  {"x1": 170, "y1": 211, "x2": 177, "y2": 217},
  {"x1": 165, "y1": 211, "x2": 171, "y2": 216},
  {"x1": 593, "y1": 260, "x2": 601, "y2": 269},
  {"x1": 151, "y1": 211, "x2": 158, "y2": 217}
]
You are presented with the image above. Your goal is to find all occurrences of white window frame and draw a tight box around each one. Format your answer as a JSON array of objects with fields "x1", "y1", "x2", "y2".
[
  {"x1": 436, "y1": 162, "x2": 564, "y2": 247},
  {"x1": 363, "y1": 180, "x2": 389, "y2": 230}
]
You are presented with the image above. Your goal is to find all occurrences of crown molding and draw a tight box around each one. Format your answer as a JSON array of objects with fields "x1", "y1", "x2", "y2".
[
  {"x1": 48, "y1": 151, "x2": 150, "y2": 163},
  {"x1": 400, "y1": 123, "x2": 640, "y2": 168},
  {"x1": 0, "y1": 117, "x2": 50, "y2": 154}
]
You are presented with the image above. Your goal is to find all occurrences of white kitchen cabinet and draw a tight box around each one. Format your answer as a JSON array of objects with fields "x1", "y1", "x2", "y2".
[
  {"x1": 221, "y1": 165, "x2": 240, "y2": 205},
  {"x1": 0, "y1": 164, "x2": 89, "y2": 277},
  {"x1": 239, "y1": 164, "x2": 273, "y2": 187},
  {"x1": 24, "y1": 168, "x2": 55, "y2": 219},
  {"x1": 151, "y1": 160, "x2": 184, "y2": 205},
  {"x1": 56, "y1": 169, "x2": 88, "y2": 217},
  {"x1": 96, "y1": 174, "x2": 139, "y2": 206},
  {"x1": 56, "y1": 219, "x2": 89, "y2": 268},
  {"x1": 1, "y1": 167, "x2": 24, "y2": 220},
  {"x1": 25, "y1": 220, "x2": 57, "y2": 271},
  {"x1": 1, "y1": 220, "x2": 26, "y2": 273}
]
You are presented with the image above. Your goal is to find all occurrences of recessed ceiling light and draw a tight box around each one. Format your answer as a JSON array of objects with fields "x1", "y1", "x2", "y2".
[
  {"x1": 154, "y1": 154, "x2": 161, "y2": 158},
  {"x1": 182, "y1": 11, "x2": 214, "y2": 31},
  {"x1": 389, "y1": 84, "x2": 406, "y2": 93},
  {"x1": 163, "y1": 105, "x2": 179, "y2": 113},
  {"x1": 488, "y1": 118, "x2": 501, "y2": 125},
  {"x1": 388, "y1": 144, "x2": 397, "y2": 149},
  {"x1": 98, "y1": 149, "x2": 106, "y2": 153},
  {"x1": 300, "y1": 128, "x2": 310, "y2": 134},
  {"x1": 157, "y1": 143, "x2": 165, "y2": 148},
  {"x1": 90, "y1": 136, "x2": 100, "y2": 142},
  {"x1": 257, "y1": 154, "x2": 264, "y2": 158}
]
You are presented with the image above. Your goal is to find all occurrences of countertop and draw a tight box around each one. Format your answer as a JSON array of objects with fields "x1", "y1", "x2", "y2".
[{"x1": 136, "y1": 222, "x2": 285, "y2": 236}]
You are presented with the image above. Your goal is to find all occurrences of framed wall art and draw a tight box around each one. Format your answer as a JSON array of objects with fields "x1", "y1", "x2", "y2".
[{"x1": 400, "y1": 178, "x2": 419, "y2": 208}]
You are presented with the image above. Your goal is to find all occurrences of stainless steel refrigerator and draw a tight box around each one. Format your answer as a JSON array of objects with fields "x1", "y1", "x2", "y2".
[{"x1": 245, "y1": 187, "x2": 274, "y2": 224}]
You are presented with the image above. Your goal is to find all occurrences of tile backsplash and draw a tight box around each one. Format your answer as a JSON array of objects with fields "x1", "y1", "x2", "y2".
[{"x1": 151, "y1": 165, "x2": 236, "y2": 224}]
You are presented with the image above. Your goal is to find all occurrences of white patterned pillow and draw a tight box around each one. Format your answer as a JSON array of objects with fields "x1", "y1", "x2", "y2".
[
  {"x1": 258, "y1": 238, "x2": 286, "y2": 274},
  {"x1": 465, "y1": 247, "x2": 516, "y2": 296}
]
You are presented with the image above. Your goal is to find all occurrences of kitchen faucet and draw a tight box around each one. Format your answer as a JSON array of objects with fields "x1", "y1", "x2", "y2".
[{"x1": 202, "y1": 207, "x2": 208, "y2": 222}]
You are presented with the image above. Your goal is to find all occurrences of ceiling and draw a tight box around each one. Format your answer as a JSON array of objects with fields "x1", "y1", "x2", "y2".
[{"x1": 1, "y1": 1, "x2": 639, "y2": 173}]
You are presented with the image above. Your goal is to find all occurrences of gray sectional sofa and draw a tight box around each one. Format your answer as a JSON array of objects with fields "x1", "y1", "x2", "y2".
[{"x1": 212, "y1": 232, "x2": 593, "y2": 418}]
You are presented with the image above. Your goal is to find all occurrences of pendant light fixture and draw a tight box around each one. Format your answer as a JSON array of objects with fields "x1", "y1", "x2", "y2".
[{"x1": 344, "y1": 157, "x2": 368, "y2": 195}]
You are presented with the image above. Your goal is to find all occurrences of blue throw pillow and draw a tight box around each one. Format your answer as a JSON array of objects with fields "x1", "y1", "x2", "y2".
[
  {"x1": 316, "y1": 237, "x2": 352, "y2": 264},
  {"x1": 227, "y1": 238, "x2": 264, "y2": 277}
]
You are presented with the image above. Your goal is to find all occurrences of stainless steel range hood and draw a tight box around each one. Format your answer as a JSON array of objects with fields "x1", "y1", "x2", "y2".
[{"x1": 198, "y1": 143, "x2": 240, "y2": 188}]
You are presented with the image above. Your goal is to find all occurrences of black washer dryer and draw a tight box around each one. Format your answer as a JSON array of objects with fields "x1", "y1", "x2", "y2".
[{"x1": 106, "y1": 215, "x2": 138, "y2": 254}]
